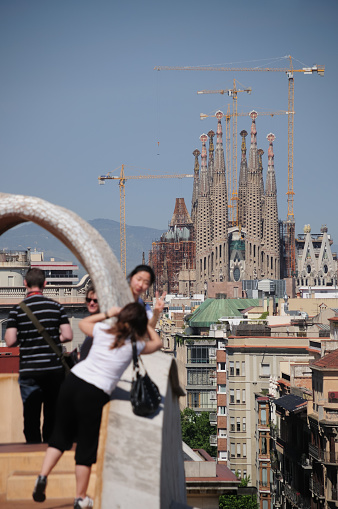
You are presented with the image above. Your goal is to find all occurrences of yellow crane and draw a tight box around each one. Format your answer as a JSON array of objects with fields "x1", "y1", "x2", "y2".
[
  {"x1": 200, "y1": 109, "x2": 290, "y2": 224},
  {"x1": 98, "y1": 165, "x2": 193, "y2": 276},
  {"x1": 154, "y1": 56, "x2": 325, "y2": 276}
]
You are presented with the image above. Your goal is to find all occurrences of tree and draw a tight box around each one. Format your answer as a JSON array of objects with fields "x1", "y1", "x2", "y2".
[
  {"x1": 219, "y1": 475, "x2": 259, "y2": 509},
  {"x1": 180, "y1": 407, "x2": 217, "y2": 456}
]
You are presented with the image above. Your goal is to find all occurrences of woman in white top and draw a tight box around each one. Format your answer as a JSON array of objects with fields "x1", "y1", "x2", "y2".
[{"x1": 32, "y1": 302, "x2": 162, "y2": 509}]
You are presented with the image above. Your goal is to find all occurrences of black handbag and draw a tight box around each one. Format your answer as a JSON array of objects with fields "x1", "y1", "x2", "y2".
[
  {"x1": 130, "y1": 341, "x2": 161, "y2": 417},
  {"x1": 19, "y1": 301, "x2": 78, "y2": 375}
]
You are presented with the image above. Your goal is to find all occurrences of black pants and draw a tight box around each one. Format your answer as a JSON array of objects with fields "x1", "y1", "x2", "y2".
[
  {"x1": 49, "y1": 373, "x2": 110, "y2": 466},
  {"x1": 19, "y1": 371, "x2": 65, "y2": 444}
]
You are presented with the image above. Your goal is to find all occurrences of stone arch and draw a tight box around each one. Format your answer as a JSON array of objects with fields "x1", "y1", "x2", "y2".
[{"x1": 0, "y1": 193, "x2": 132, "y2": 310}]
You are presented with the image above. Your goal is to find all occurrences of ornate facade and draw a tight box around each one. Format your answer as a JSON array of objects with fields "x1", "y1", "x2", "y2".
[{"x1": 193, "y1": 111, "x2": 280, "y2": 294}]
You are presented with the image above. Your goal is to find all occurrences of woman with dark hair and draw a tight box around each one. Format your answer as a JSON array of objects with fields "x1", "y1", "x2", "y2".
[
  {"x1": 32, "y1": 302, "x2": 162, "y2": 509},
  {"x1": 128, "y1": 264, "x2": 166, "y2": 328}
]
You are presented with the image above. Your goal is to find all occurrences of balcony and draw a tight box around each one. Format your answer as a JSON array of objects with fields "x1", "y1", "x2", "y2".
[
  {"x1": 309, "y1": 444, "x2": 338, "y2": 464},
  {"x1": 209, "y1": 413, "x2": 217, "y2": 425},
  {"x1": 210, "y1": 435, "x2": 217, "y2": 447},
  {"x1": 284, "y1": 484, "x2": 310, "y2": 509},
  {"x1": 310, "y1": 476, "x2": 325, "y2": 499}
]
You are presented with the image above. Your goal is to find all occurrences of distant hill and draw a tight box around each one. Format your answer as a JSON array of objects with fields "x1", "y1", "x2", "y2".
[{"x1": 0, "y1": 219, "x2": 165, "y2": 278}]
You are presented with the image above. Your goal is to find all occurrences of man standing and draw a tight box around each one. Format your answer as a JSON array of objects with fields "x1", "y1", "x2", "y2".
[{"x1": 5, "y1": 268, "x2": 73, "y2": 443}]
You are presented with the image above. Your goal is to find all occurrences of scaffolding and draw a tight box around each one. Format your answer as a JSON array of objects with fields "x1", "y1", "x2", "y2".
[{"x1": 149, "y1": 198, "x2": 196, "y2": 295}]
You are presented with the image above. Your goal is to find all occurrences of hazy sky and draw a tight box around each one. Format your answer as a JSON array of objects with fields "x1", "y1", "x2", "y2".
[{"x1": 1, "y1": 1, "x2": 337, "y2": 246}]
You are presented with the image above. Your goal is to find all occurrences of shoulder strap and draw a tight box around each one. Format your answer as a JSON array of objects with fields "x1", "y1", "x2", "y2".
[{"x1": 19, "y1": 301, "x2": 68, "y2": 371}]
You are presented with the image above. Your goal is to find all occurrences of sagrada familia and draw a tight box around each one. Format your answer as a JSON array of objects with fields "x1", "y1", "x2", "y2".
[{"x1": 150, "y1": 109, "x2": 281, "y2": 296}]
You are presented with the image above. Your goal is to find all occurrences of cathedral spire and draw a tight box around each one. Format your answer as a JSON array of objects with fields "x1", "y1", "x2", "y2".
[
  {"x1": 263, "y1": 133, "x2": 280, "y2": 278},
  {"x1": 248, "y1": 110, "x2": 258, "y2": 172},
  {"x1": 238, "y1": 130, "x2": 248, "y2": 228},
  {"x1": 208, "y1": 130, "x2": 215, "y2": 187},
  {"x1": 191, "y1": 148, "x2": 200, "y2": 226}
]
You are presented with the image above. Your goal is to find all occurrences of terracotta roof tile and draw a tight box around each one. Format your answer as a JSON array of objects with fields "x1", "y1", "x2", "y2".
[{"x1": 311, "y1": 348, "x2": 338, "y2": 369}]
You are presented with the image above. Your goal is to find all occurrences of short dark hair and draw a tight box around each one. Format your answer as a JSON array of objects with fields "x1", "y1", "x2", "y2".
[
  {"x1": 86, "y1": 284, "x2": 96, "y2": 299},
  {"x1": 127, "y1": 265, "x2": 155, "y2": 286},
  {"x1": 25, "y1": 268, "x2": 45, "y2": 289}
]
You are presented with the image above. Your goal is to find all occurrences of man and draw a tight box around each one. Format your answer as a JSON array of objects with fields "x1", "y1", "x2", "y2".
[
  {"x1": 79, "y1": 284, "x2": 99, "y2": 361},
  {"x1": 5, "y1": 268, "x2": 73, "y2": 443}
]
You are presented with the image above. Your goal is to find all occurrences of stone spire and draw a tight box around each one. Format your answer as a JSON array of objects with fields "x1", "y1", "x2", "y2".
[
  {"x1": 263, "y1": 133, "x2": 280, "y2": 278},
  {"x1": 207, "y1": 130, "x2": 215, "y2": 188},
  {"x1": 238, "y1": 129, "x2": 248, "y2": 229},
  {"x1": 191, "y1": 148, "x2": 200, "y2": 227},
  {"x1": 210, "y1": 110, "x2": 228, "y2": 282},
  {"x1": 195, "y1": 134, "x2": 211, "y2": 293},
  {"x1": 245, "y1": 111, "x2": 263, "y2": 279}
]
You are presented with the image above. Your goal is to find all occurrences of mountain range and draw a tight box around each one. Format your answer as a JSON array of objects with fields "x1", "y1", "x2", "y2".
[{"x1": 0, "y1": 218, "x2": 165, "y2": 278}]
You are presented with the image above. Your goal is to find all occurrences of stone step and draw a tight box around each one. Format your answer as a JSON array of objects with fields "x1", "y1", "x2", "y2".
[
  {"x1": 7, "y1": 470, "x2": 96, "y2": 500},
  {"x1": 0, "y1": 448, "x2": 75, "y2": 494}
]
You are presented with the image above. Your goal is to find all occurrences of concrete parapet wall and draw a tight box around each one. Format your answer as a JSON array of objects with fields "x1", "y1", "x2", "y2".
[
  {"x1": 0, "y1": 374, "x2": 25, "y2": 443},
  {"x1": 96, "y1": 351, "x2": 187, "y2": 509}
]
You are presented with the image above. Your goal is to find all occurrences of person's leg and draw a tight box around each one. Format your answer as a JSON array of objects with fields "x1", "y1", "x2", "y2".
[
  {"x1": 40, "y1": 446, "x2": 63, "y2": 476},
  {"x1": 23, "y1": 386, "x2": 43, "y2": 443},
  {"x1": 41, "y1": 371, "x2": 64, "y2": 443},
  {"x1": 75, "y1": 465, "x2": 92, "y2": 499},
  {"x1": 32, "y1": 448, "x2": 63, "y2": 502}
]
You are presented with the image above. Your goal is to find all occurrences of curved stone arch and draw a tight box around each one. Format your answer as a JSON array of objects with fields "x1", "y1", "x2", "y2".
[{"x1": 0, "y1": 193, "x2": 132, "y2": 310}]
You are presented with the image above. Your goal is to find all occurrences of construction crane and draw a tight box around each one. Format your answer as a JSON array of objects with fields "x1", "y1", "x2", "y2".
[
  {"x1": 198, "y1": 79, "x2": 251, "y2": 223},
  {"x1": 200, "y1": 109, "x2": 290, "y2": 224},
  {"x1": 98, "y1": 165, "x2": 193, "y2": 276},
  {"x1": 154, "y1": 56, "x2": 325, "y2": 276}
]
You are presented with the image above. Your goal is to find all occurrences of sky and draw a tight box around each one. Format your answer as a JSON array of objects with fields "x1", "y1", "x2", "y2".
[{"x1": 1, "y1": 0, "x2": 337, "y2": 248}]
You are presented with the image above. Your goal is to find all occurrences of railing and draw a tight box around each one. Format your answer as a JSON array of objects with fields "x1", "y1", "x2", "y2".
[
  {"x1": 284, "y1": 484, "x2": 310, "y2": 508},
  {"x1": 310, "y1": 477, "x2": 325, "y2": 498},
  {"x1": 331, "y1": 486, "x2": 338, "y2": 501},
  {"x1": 209, "y1": 412, "x2": 217, "y2": 425},
  {"x1": 210, "y1": 435, "x2": 217, "y2": 446},
  {"x1": 309, "y1": 444, "x2": 338, "y2": 464}
]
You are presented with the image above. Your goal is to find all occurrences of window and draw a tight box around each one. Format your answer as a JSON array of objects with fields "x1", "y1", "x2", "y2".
[
  {"x1": 242, "y1": 389, "x2": 246, "y2": 403},
  {"x1": 187, "y1": 368, "x2": 214, "y2": 386},
  {"x1": 230, "y1": 417, "x2": 235, "y2": 431},
  {"x1": 243, "y1": 442, "x2": 247, "y2": 457},
  {"x1": 219, "y1": 428, "x2": 227, "y2": 438},
  {"x1": 187, "y1": 345, "x2": 213, "y2": 364},
  {"x1": 261, "y1": 436, "x2": 267, "y2": 455},
  {"x1": 218, "y1": 384, "x2": 226, "y2": 394},
  {"x1": 261, "y1": 363, "x2": 270, "y2": 377},
  {"x1": 218, "y1": 406, "x2": 226, "y2": 415},
  {"x1": 237, "y1": 469, "x2": 241, "y2": 478},
  {"x1": 262, "y1": 501, "x2": 268, "y2": 509},
  {"x1": 230, "y1": 443, "x2": 235, "y2": 458},
  {"x1": 237, "y1": 443, "x2": 241, "y2": 457},
  {"x1": 218, "y1": 450, "x2": 227, "y2": 461},
  {"x1": 230, "y1": 361, "x2": 234, "y2": 376},
  {"x1": 187, "y1": 390, "x2": 217, "y2": 409},
  {"x1": 262, "y1": 467, "x2": 268, "y2": 487},
  {"x1": 230, "y1": 389, "x2": 235, "y2": 403},
  {"x1": 236, "y1": 389, "x2": 240, "y2": 403},
  {"x1": 243, "y1": 417, "x2": 246, "y2": 432},
  {"x1": 260, "y1": 408, "x2": 267, "y2": 425},
  {"x1": 218, "y1": 362, "x2": 226, "y2": 371},
  {"x1": 243, "y1": 470, "x2": 247, "y2": 478},
  {"x1": 236, "y1": 361, "x2": 240, "y2": 376},
  {"x1": 236, "y1": 418, "x2": 241, "y2": 432},
  {"x1": 242, "y1": 361, "x2": 246, "y2": 376}
]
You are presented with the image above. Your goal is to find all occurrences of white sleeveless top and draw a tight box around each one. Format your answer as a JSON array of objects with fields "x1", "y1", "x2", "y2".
[{"x1": 71, "y1": 322, "x2": 145, "y2": 395}]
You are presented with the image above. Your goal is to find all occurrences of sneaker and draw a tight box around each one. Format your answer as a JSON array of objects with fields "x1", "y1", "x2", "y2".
[
  {"x1": 74, "y1": 496, "x2": 94, "y2": 508},
  {"x1": 32, "y1": 475, "x2": 47, "y2": 502}
]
